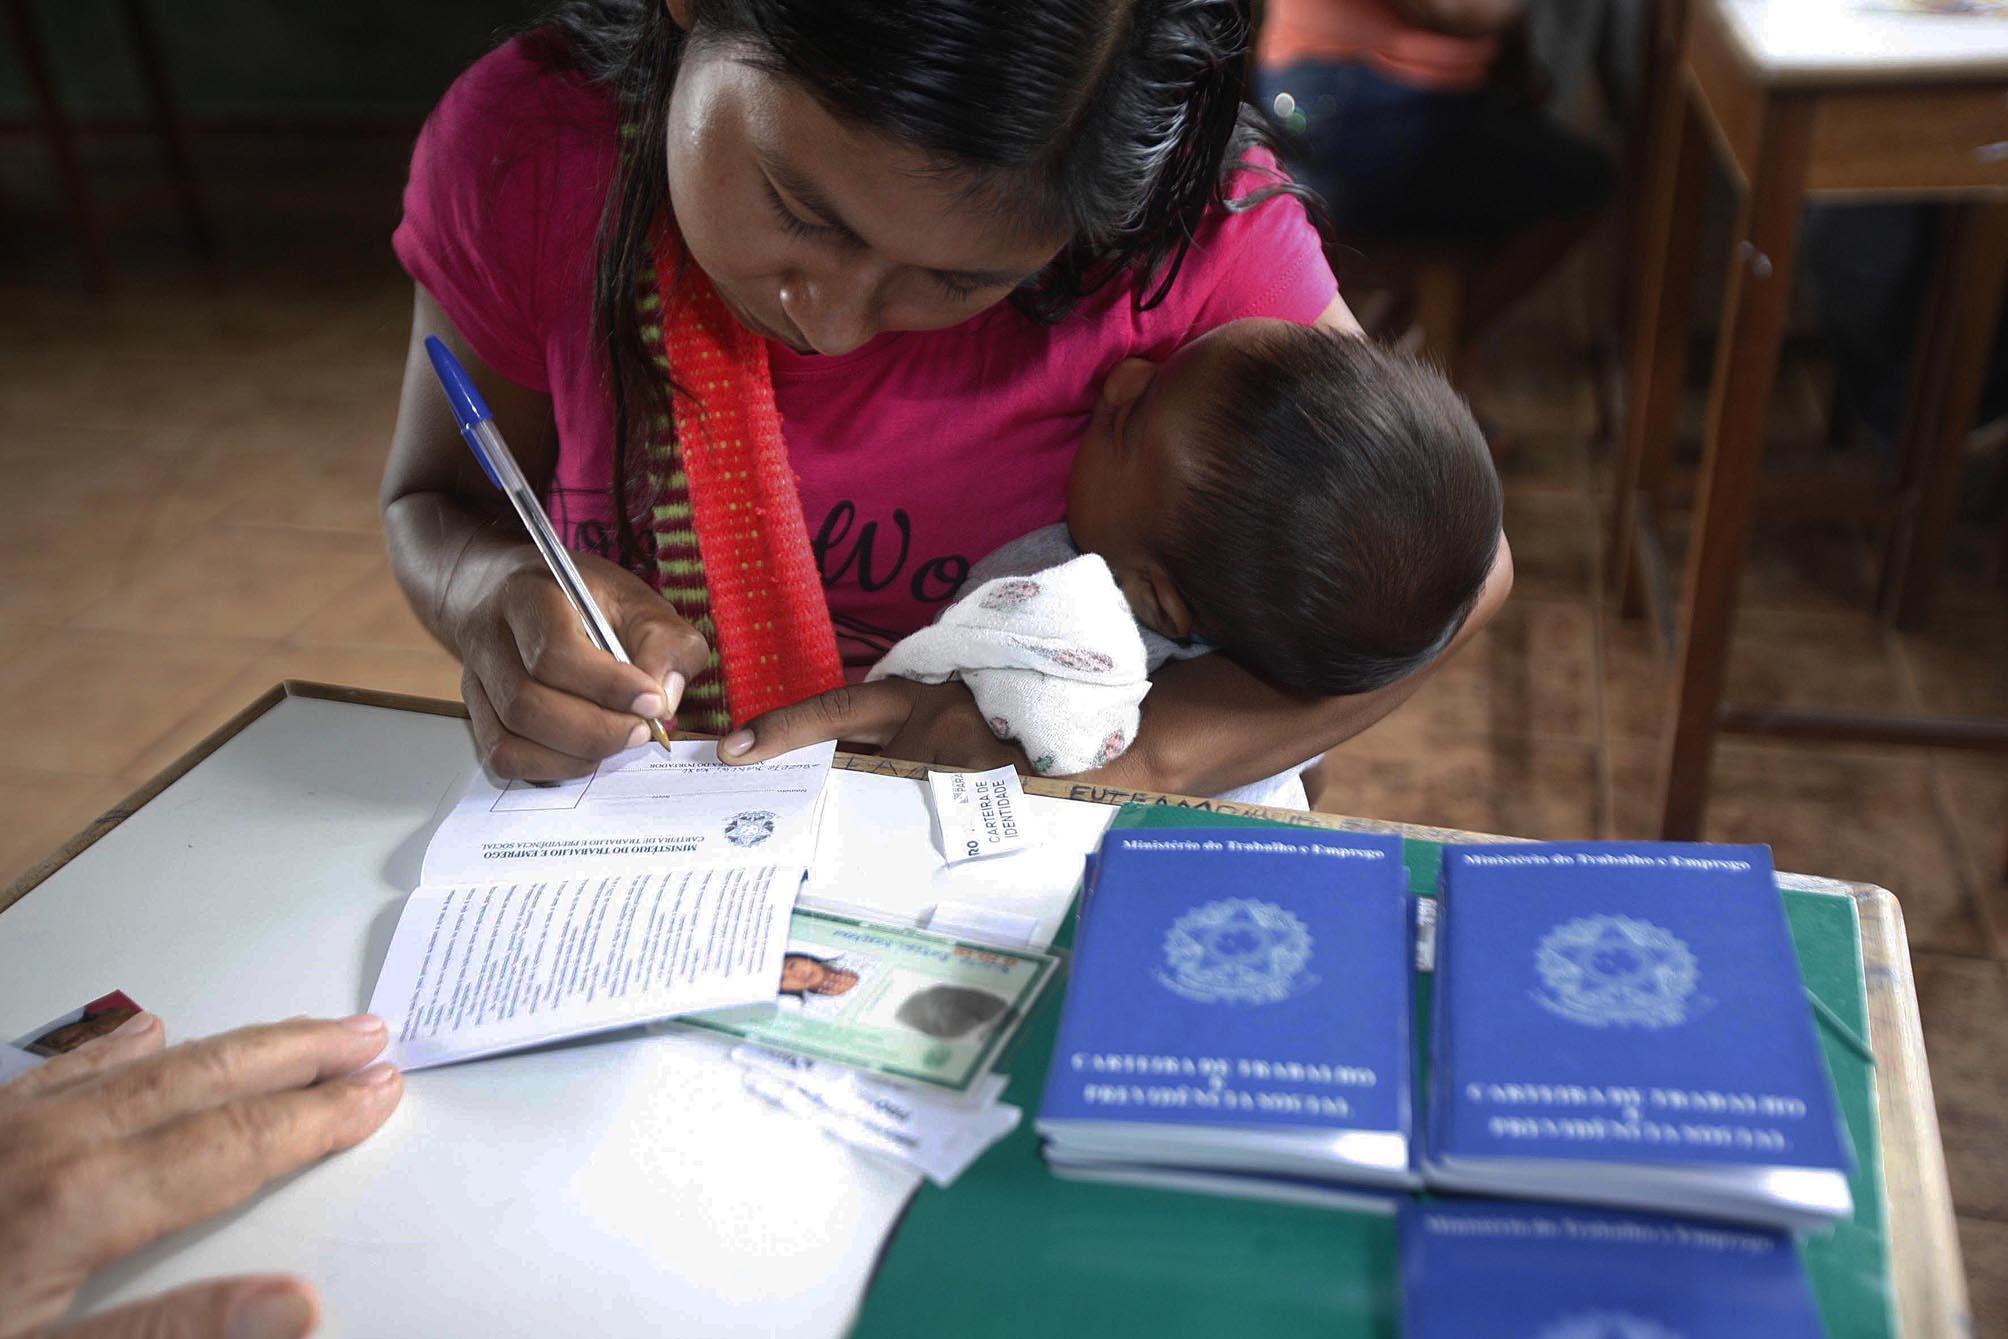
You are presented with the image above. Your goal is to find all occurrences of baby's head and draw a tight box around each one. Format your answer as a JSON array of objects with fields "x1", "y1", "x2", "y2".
[{"x1": 1067, "y1": 318, "x2": 1501, "y2": 695}]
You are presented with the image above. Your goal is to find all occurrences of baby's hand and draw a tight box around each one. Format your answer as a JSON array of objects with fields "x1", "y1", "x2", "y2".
[{"x1": 719, "y1": 680, "x2": 1032, "y2": 772}]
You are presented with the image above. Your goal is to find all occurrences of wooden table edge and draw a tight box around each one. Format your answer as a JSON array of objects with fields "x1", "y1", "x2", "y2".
[{"x1": 0, "y1": 679, "x2": 1968, "y2": 1333}]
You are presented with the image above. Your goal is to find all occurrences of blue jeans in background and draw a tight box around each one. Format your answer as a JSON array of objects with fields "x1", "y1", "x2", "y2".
[{"x1": 1254, "y1": 60, "x2": 1612, "y2": 244}]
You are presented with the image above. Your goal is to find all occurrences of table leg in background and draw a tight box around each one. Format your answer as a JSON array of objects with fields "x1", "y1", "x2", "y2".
[
  {"x1": 1877, "y1": 200, "x2": 2008, "y2": 627},
  {"x1": 1658, "y1": 97, "x2": 1815, "y2": 840},
  {"x1": 1611, "y1": 81, "x2": 1713, "y2": 624}
]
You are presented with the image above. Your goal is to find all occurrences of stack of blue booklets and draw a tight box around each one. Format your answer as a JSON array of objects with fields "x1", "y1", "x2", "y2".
[
  {"x1": 1400, "y1": 1200, "x2": 1825, "y2": 1336},
  {"x1": 1036, "y1": 827, "x2": 1414, "y2": 1211},
  {"x1": 1425, "y1": 842, "x2": 1853, "y2": 1230}
]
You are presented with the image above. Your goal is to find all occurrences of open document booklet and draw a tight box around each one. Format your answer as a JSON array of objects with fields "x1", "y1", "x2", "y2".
[
  {"x1": 367, "y1": 742, "x2": 1055, "y2": 1110},
  {"x1": 367, "y1": 740, "x2": 838, "y2": 1069}
]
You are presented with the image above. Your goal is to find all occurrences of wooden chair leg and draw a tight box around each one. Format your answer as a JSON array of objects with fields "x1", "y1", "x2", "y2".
[
  {"x1": 5, "y1": 0, "x2": 108, "y2": 289},
  {"x1": 1658, "y1": 98, "x2": 1815, "y2": 841},
  {"x1": 1877, "y1": 202, "x2": 2008, "y2": 628},
  {"x1": 1998, "y1": 493, "x2": 2008, "y2": 590}
]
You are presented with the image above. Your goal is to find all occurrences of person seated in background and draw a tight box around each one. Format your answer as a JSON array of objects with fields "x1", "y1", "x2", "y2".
[
  {"x1": 1802, "y1": 202, "x2": 2008, "y2": 478},
  {"x1": 1254, "y1": 0, "x2": 1612, "y2": 353},
  {"x1": 871, "y1": 318, "x2": 1503, "y2": 809}
]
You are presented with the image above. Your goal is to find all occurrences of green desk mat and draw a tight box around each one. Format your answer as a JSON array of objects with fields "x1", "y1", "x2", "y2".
[{"x1": 852, "y1": 806, "x2": 1891, "y2": 1338}]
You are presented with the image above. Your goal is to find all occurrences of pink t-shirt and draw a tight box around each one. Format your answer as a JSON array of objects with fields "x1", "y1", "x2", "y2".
[{"x1": 395, "y1": 37, "x2": 1337, "y2": 670}]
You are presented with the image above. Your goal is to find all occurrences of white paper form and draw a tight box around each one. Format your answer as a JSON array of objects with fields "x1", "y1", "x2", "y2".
[
  {"x1": 370, "y1": 866, "x2": 799, "y2": 1070},
  {"x1": 19, "y1": 699, "x2": 1124, "y2": 1339},
  {"x1": 804, "y1": 769, "x2": 1114, "y2": 949},
  {"x1": 421, "y1": 740, "x2": 837, "y2": 886}
]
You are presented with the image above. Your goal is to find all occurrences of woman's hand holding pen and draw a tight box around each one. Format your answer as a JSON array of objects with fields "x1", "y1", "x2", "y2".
[{"x1": 453, "y1": 550, "x2": 711, "y2": 781}]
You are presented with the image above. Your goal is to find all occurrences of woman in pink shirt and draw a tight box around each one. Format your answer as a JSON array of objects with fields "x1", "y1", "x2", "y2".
[{"x1": 383, "y1": 0, "x2": 1512, "y2": 793}]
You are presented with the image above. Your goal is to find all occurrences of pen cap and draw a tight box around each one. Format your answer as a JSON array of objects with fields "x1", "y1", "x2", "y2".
[{"x1": 424, "y1": 336, "x2": 503, "y2": 490}]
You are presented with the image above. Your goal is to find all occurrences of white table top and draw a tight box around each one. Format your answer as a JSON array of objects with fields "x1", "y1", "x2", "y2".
[
  {"x1": 0, "y1": 685, "x2": 1968, "y2": 1337},
  {"x1": 1716, "y1": 0, "x2": 2008, "y2": 83},
  {"x1": 0, "y1": 693, "x2": 1113, "y2": 1338}
]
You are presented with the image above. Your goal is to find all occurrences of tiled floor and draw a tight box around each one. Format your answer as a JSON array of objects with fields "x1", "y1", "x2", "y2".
[{"x1": 3, "y1": 136, "x2": 2007, "y2": 1324}]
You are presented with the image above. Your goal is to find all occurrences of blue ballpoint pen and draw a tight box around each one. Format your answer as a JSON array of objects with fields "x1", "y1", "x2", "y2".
[{"x1": 424, "y1": 335, "x2": 674, "y2": 751}]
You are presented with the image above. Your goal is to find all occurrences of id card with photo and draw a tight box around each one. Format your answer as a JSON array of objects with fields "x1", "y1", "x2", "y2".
[
  {"x1": 3, "y1": 989, "x2": 146, "y2": 1081},
  {"x1": 13, "y1": 989, "x2": 143, "y2": 1057},
  {"x1": 680, "y1": 910, "x2": 1058, "y2": 1095}
]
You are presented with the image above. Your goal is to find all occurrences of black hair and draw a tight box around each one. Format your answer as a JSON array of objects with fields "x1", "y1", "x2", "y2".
[
  {"x1": 537, "y1": 0, "x2": 1300, "y2": 572},
  {"x1": 1159, "y1": 328, "x2": 1502, "y2": 696}
]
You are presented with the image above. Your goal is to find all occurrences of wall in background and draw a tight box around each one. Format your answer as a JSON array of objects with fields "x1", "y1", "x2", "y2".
[{"x1": 0, "y1": 1, "x2": 546, "y2": 122}]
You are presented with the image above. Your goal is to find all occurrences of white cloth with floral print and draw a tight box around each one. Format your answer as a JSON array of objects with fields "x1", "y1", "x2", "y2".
[
  {"x1": 867, "y1": 551, "x2": 1151, "y2": 777},
  {"x1": 870, "y1": 528, "x2": 1316, "y2": 808}
]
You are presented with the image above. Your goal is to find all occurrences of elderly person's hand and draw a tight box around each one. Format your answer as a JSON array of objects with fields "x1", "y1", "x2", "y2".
[{"x1": 0, "y1": 1012, "x2": 402, "y2": 1339}]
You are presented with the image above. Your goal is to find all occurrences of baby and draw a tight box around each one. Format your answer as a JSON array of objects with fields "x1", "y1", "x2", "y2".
[{"x1": 871, "y1": 317, "x2": 1502, "y2": 807}]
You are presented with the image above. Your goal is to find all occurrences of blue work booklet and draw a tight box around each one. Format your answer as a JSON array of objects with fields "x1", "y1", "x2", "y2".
[
  {"x1": 1400, "y1": 1200, "x2": 1825, "y2": 1337},
  {"x1": 1425, "y1": 843, "x2": 1852, "y2": 1229},
  {"x1": 1037, "y1": 827, "x2": 1413, "y2": 1202}
]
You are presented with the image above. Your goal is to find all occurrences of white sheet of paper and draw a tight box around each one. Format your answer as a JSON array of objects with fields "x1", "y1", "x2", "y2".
[
  {"x1": 735, "y1": 1045, "x2": 1020, "y2": 1186},
  {"x1": 420, "y1": 740, "x2": 837, "y2": 886},
  {"x1": 368, "y1": 866, "x2": 800, "y2": 1070},
  {"x1": 804, "y1": 769, "x2": 1111, "y2": 948}
]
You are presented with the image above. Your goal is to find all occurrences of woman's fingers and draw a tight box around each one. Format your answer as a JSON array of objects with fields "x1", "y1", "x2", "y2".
[
  {"x1": 462, "y1": 668, "x2": 600, "y2": 782},
  {"x1": 50, "y1": 1016, "x2": 390, "y2": 1141},
  {"x1": 52, "y1": 1275, "x2": 317, "y2": 1339},
  {"x1": 76, "y1": 1064, "x2": 402, "y2": 1273},
  {"x1": 0, "y1": 1012, "x2": 163, "y2": 1107},
  {"x1": 462, "y1": 558, "x2": 714, "y2": 778},
  {"x1": 485, "y1": 628, "x2": 654, "y2": 760},
  {"x1": 596, "y1": 570, "x2": 711, "y2": 710},
  {"x1": 719, "y1": 683, "x2": 915, "y2": 764}
]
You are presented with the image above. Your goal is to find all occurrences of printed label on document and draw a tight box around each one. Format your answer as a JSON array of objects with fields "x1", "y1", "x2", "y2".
[{"x1": 930, "y1": 765, "x2": 1033, "y2": 864}]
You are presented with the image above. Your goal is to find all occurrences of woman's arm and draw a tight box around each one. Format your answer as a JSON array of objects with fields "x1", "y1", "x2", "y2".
[
  {"x1": 721, "y1": 529, "x2": 1513, "y2": 789},
  {"x1": 1088, "y1": 537, "x2": 1511, "y2": 794},
  {"x1": 1319, "y1": 293, "x2": 1366, "y2": 338},
  {"x1": 382, "y1": 287, "x2": 711, "y2": 779}
]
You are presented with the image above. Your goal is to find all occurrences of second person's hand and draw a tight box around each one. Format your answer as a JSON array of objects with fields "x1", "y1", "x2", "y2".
[
  {"x1": 455, "y1": 550, "x2": 712, "y2": 780},
  {"x1": 0, "y1": 1013, "x2": 402, "y2": 1339}
]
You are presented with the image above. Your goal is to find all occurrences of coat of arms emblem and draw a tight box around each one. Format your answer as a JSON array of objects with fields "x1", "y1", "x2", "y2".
[
  {"x1": 1157, "y1": 898, "x2": 1316, "y2": 1005},
  {"x1": 1536, "y1": 1311, "x2": 1685, "y2": 1339},
  {"x1": 1532, "y1": 915, "x2": 1699, "y2": 1029},
  {"x1": 723, "y1": 810, "x2": 778, "y2": 847}
]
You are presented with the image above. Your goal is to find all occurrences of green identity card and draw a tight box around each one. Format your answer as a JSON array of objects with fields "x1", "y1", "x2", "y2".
[{"x1": 681, "y1": 909, "x2": 1059, "y2": 1094}]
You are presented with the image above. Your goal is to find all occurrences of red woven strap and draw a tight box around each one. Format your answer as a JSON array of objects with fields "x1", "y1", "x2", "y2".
[{"x1": 656, "y1": 229, "x2": 845, "y2": 726}]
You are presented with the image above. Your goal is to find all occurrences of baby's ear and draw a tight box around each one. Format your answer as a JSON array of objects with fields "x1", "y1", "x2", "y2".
[{"x1": 1137, "y1": 566, "x2": 1195, "y2": 642}]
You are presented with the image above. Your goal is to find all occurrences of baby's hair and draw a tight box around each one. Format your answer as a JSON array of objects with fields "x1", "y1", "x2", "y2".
[{"x1": 1160, "y1": 328, "x2": 1502, "y2": 696}]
